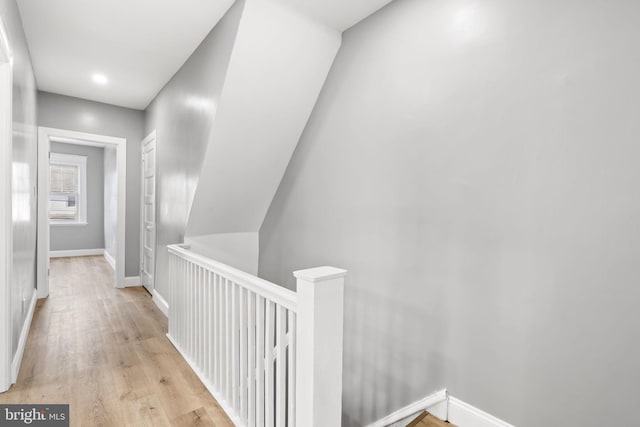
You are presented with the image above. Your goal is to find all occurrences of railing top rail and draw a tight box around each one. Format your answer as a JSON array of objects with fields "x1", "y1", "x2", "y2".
[{"x1": 168, "y1": 243, "x2": 297, "y2": 311}]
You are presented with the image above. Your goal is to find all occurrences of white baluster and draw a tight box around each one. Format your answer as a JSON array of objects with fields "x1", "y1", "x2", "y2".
[
  {"x1": 275, "y1": 306, "x2": 287, "y2": 427},
  {"x1": 196, "y1": 266, "x2": 202, "y2": 368},
  {"x1": 216, "y1": 274, "x2": 222, "y2": 391},
  {"x1": 287, "y1": 310, "x2": 296, "y2": 427},
  {"x1": 176, "y1": 258, "x2": 181, "y2": 346},
  {"x1": 225, "y1": 278, "x2": 231, "y2": 402},
  {"x1": 187, "y1": 261, "x2": 192, "y2": 357},
  {"x1": 191, "y1": 264, "x2": 196, "y2": 361},
  {"x1": 191, "y1": 262, "x2": 197, "y2": 359},
  {"x1": 200, "y1": 267, "x2": 205, "y2": 373},
  {"x1": 265, "y1": 301, "x2": 275, "y2": 427},
  {"x1": 256, "y1": 296, "x2": 265, "y2": 427},
  {"x1": 248, "y1": 292, "x2": 257, "y2": 427},
  {"x1": 206, "y1": 270, "x2": 213, "y2": 382},
  {"x1": 231, "y1": 282, "x2": 239, "y2": 411},
  {"x1": 168, "y1": 254, "x2": 173, "y2": 337},
  {"x1": 240, "y1": 288, "x2": 248, "y2": 423},
  {"x1": 180, "y1": 258, "x2": 185, "y2": 350}
]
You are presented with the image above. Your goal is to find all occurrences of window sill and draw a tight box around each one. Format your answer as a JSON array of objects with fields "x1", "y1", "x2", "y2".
[{"x1": 50, "y1": 221, "x2": 88, "y2": 227}]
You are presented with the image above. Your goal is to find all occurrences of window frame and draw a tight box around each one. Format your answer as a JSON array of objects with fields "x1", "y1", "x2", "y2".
[{"x1": 49, "y1": 152, "x2": 87, "y2": 226}]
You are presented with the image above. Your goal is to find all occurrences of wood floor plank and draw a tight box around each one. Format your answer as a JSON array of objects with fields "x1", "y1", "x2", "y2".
[
  {"x1": 407, "y1": 411, "x2": 456, "y2": 427},
  {"x1": 173, "y1": 406, "x2": 219, "y2": 427},
  {"x1": 0, "y1": 255, "x2": 234, "y2": 427},
  {"x1": 120, "y1": 393, "x2": 173, "y2": 427}
]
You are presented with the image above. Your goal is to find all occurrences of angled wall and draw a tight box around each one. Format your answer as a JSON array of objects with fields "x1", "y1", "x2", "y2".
[
  {"x1": 183, "y1": 0, "x2": 341, "y2": 275},
  {"x1": 258, "y1": 0, "x2": 640, "y2": 426},
  {"x1": 186, "y1": 0, "x2": 341, "y2": 239}
]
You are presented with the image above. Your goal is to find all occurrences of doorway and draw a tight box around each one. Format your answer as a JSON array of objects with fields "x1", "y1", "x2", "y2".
[
  {"x1": 140, "y1": 131, "x2": 156, "y2": 295},
  {"x1": 37, "y1": 127, "x2": 127, "y2": 297}
]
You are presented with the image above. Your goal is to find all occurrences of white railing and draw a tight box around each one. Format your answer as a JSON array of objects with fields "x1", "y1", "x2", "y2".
[{"x1": 167, "y1": 244, "x2": 346, "y2": 427}]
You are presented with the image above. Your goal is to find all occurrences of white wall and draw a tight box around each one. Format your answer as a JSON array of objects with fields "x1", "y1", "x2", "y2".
[
  {"x1": 177, "y1": 0, "x2": 341, "y2": 282},
  {"x1": 259, "y1": 0, "x2": 640, "y2": 426},
  {"x1": 37, "y1": 91, "x2": 145, "y2": 276},
  {"x1": 144, "y1": 0, "x2": 244, "y2": 301},
  {"x1": 186, "y1": 0, "x2": 341, "y2": 237},
  {"x1": 103, "y1": 146, "x2": 117, "y2": 261},
  {"x1": 0, "y1": 0, "x2": 38, "y2": 362}
]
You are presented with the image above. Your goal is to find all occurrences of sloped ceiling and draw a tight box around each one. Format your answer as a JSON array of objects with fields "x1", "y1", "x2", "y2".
[
  {"x1": 16, "y1": 0, "x2": 235, "y2": 109},
  {"x1": 16, "y1": 0, "x2": 393, "y2": 110}
]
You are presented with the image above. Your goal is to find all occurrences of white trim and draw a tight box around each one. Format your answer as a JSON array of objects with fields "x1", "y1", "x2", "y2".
[
  {"x1": 38, "y1": 127, "x2": 127, "y2": 296},
  {"x1": 36, "y1": 129, "x2": 50, "y2": 299},
  {"x1": 11, "y1": 290, "x2": 37, "y2": 383},
  {"x1": 367, "y1": 389, "x2": 448, "y2": 427},
  {"x1": 45, "y1": 130, "x2": 124, "y2": 147},
  {"x1": 168, "y1": 244, "x2": 297, "y2": 311},
  {"x1": 367, "y1": 390, "x2": 515, "y2": 427},
  {"x1": 48, "y1": 152, "x2": 87, "y2": 225},
  {"x1": 49, "y1": 248, "x2": 104, "y2": 258},
  {"x1": 0, "y1": 15, "x2": 14, "y2": 394},
  {"x1": 124, "y1": 276, "x2": 141, "y2": 287},
  {"x1": 152, "y1": 290, "x2": 169, "y2": 317},
  {"x1": 448, "y1": 396, "x2": 514, "y2": 427},
  {"x1": 104, "y1": 250, "x2": 115, "y2": 270},
  {"x1": 140, "y1": 130, "x2": 156, "y2": 294}
]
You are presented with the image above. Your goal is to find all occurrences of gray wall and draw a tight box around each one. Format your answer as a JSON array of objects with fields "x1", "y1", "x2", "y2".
[
  {"x1": 37, "y1": 91, "x2": 145, "y2": 276},
  {"x1": 49, "y1": 142, "x2": 104, "y2": 251},
  {"x1": 258, "y1": 0, "x2": 640, "y2": 426},
  {"x1": 0, "y1": 0, "x2": 38, "y2": 358},
  {"x1": 104, "y1": 146, "x2": 117, "y2": 260},
  {"x1": 144, "y1": 0, "x2": 243, "y2": 300}
]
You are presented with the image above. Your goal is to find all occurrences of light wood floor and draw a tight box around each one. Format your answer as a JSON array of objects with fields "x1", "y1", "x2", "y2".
[
  {"x1": 0, "y1": 256, "x2": 234, "y2": 427},
  {"x1": 407, "y1": 412, "x2": 455, "y2": 427}
]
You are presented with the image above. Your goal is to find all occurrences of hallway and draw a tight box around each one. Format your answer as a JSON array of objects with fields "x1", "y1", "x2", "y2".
[{"x1": 0, "y1": 256, "x2": 233, "y2": 427}]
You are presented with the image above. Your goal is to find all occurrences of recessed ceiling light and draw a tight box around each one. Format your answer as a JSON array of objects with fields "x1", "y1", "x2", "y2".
[{"x1": 92, "y1": 73, "x2": 108, "y2": 85}]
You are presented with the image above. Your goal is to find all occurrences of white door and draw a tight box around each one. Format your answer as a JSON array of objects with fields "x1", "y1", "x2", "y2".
[{"x1": 140, "y1": 131, "x2": 156, "y2": 294}]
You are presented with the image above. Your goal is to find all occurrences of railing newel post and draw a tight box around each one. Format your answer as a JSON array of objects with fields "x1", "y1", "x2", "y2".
[{"x1": 294, "y1": 266, "x2": 347, "y2": 427}]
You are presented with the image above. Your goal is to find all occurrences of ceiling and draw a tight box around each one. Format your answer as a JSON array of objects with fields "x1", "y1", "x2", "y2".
[
  {"x1": 16, "y1": 0, "x2": 393, "y2": 110},
  {"x1": 275, "y1": 0, "x2": 393, "y2": 31},
  {"x1": 17, "y1": 0, "x2": 235, "y2": 109}
]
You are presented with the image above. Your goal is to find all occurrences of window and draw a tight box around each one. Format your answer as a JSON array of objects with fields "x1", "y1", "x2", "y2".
[{"x1": 49, "y1": 153, "x2": 87, "y2": 224}]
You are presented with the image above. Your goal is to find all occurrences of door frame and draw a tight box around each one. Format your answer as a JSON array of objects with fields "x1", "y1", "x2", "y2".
[
  {"x1": 0, "y1": 16, "x2": 14, "y2": 393},
  {"x1": 37, "y1": 127, "x2": 127, "y2": 297},
  {"x1": 139, "y1": 130, "x2": 156, "y2": 294}
]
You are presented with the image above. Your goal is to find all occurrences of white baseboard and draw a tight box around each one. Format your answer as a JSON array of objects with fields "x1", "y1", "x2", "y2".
[
  {"x1": 50, "y1": 248, "x2": 104, "y2": 258},
  {"x1": 152, "y1": 290, "x2": 169, "y2": 317},
  {"x1": 448, "y1": 396, "x2": 514, "y2": 427},
  {"x1": 368, "y1": 390, "x2": 514, "y2": 427},
  {"x1": 124, "y1": 276, "x2": 140, "y2": 287},
  {"x1": 11, "y1": 289, "x2": 37, "y2": 382},
  {"x1": 367, "y1": 389, "x2": 447, "y2": 427},
  {"x1": 103, "y1": 251, "x2": 115, "y2": 270}
]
